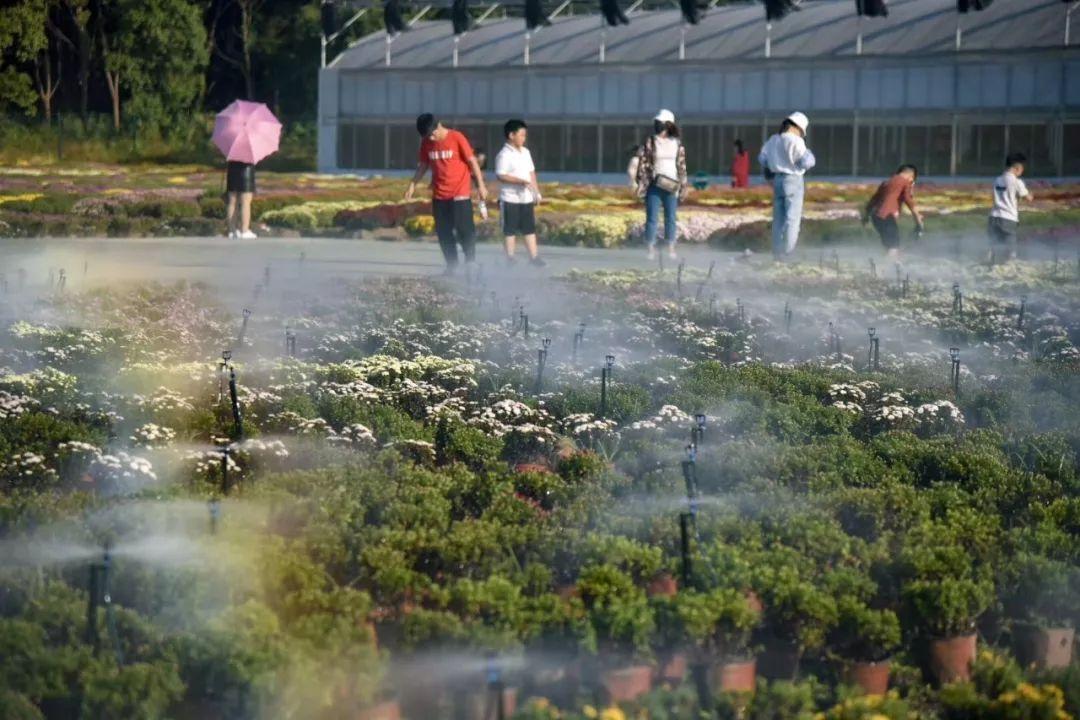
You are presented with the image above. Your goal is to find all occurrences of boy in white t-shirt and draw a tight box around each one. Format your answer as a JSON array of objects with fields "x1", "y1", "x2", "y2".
[
  {"x1": 988, "y1": 152, "x2": 1032, "y2": 262},
  {"x1": 494, "y1": 119, "x2": 545, "y2": 267}
]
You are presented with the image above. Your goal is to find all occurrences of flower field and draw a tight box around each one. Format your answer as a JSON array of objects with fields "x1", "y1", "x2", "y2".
[
  {"x1": 1, "y1": 244, "x2": 1079, "y2": 719},
  {"x1": 2, "y1": 164, "x2": 1080, "y2": 252}
]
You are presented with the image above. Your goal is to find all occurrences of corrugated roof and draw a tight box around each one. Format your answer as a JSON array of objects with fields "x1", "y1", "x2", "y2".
[{"x1": 331, "y1": 0, "x2": 1069, "y2": 69}]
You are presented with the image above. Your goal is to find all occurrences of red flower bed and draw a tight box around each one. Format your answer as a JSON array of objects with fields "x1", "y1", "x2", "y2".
[{"x1": 335, "y1": 202, "x2": 429, "y2": 230}]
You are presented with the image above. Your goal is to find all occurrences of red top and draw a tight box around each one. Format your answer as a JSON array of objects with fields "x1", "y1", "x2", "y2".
[
  {"x1": 731, "y1": 151, "x2": 750, "y2": 188},
  {"x1": 868, "y1": 175, "x2": 916, "y2": 219},
  {"x1": 419, "y1": 129, "x2": 475, "y2": 200}
]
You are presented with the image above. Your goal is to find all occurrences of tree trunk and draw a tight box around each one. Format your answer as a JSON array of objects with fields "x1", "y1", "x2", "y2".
[
  {"x1": 34, "y1": 45, "x2": 61, "y2": 122},
  {"x1": 78, "y1": 27, "x2": 90, "y2": 127},
  {"x1": 105, "y1": 71, "x2": 121, "y2": 130},
  {"x1": 241, "y1": 3, "x2": 254, "y2": 99}
]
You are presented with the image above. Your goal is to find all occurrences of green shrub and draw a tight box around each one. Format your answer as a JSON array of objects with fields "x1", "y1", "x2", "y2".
[
  {"x1": 675, "y1": 588, "x2": 759, "y2": 658},
  {"x1": 125, "y1": 199, "x2": 201, "y2": 220},
  {"x1": 198, "y1": 195, "x2": 227, "y2": 219}
]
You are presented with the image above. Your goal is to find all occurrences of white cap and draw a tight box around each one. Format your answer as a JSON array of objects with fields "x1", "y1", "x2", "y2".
[
  {"x1": 654, "y1": 109, "x2": 676, "y2": 124},
  {"x1": 786, "y1": 111, "x2": 809, "y2": 133}
]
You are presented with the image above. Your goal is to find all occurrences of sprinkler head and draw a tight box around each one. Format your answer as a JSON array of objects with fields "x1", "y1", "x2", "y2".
[
  {"x1": 221, "y1": 350, "x2": 232, "y2": 363},
  {"x1": 542, "y1": 337, "x2": 551, "y2": 349},
  {"x1": 1020, "y1": 294, "x2": 1028, "y2": 304},
  {"x1": 695, "y1": 413, "x2": 706, "y2": 429},
  {"x1": 868, "y1": 327, "x2": 876, "y2": 338},
  {"x1": 242, "y1": 308, "x2": 252, "y2": 319},
  {"x1": 949, "y1": 347, "x2": 960, "y2": 361},
  {"x1": 605, "y1": 354, "x2": 615, "y2": 368}
]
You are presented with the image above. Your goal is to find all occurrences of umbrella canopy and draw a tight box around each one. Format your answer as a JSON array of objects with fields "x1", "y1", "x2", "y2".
[{"x1": 212, "y1": 100, "x2": 282, "y2": 165}]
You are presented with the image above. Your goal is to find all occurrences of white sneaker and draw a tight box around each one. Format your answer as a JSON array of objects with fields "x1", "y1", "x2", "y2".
[
  {"x1": 227, "y1": 230, "x2": 238, "y2": 239},
  {"x1": 647, "y1": 246, "x2": 657, "y2": 261},
  {"x1": 239, "y1": 230, "x2": 258, "y2": 240}
]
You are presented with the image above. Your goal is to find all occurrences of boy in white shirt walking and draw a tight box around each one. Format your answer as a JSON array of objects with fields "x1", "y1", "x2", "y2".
[
  {"x1": 758, "y1": 111, "x2": 816, "y2": 261},
  {"x1": 494, "y1": 119, "x2": 545, "y2": 267},
  {"x1": 988, "y1": 153, "x2": 1032, "y2": 263}
]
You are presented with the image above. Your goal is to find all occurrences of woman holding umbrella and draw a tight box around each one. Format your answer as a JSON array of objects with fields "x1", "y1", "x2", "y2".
[
  {"x1": 212, "y1": 100, "x2": 282, "y2": 240},
  {"x1": 225, "y1": 161, "x2": 257, "y2": 239}
]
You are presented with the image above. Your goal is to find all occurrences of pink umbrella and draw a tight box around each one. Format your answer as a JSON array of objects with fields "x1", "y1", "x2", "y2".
[{"x1": 212, "y1": 100, "x2": 282, "y2": 165}]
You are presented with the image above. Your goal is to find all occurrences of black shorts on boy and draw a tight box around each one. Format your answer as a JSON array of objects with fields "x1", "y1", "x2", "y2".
[{"x1": 500, "y1": 201, "x2": 536, "y2": 236}]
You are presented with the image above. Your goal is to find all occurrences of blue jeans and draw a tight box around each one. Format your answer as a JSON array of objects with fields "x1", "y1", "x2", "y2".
[
  {"x1": 645, "y1": 184, "x2": 679, "y2": 248},
  {"x1": 771, "y1": 174, "x2": 805, "y2": 257}
]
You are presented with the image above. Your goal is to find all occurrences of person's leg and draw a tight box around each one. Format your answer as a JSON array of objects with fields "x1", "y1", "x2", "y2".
[
  {"x1": 520, "y1": 203, "x2": 541, "y2": 263},
  {"x1": 662, "y1": 189, "x2": 678, "y2": 256},
  {"x1": 240, "y1": 192, "x2": 253, "y2": 234},
  {"x1": 644, "y1": 186, "x2": 661, "y2": 255},
  {"x1": 433, "y1": 199, "x2": 459, "y2": 268},
  {"x1": 455, "y1": 199, "x2": 476, "y2": 263},
  {"x1": 1003, "y1": 220, "x2": 1019, "y2": 260},
  {"x1": 771, "y1": 177, "x2": 787, "y2": 259},
  {"x1": 523, "y1": 234, "x2": 539, "y2": 259},
  {"x1": 226, "y1": 193, "x2": 238, "y2": 235},
  {"x1": 782, "y1": 175, "x2": 804, "y2": 255},
  {"x1": 503, "y1": 199, "x2": 520, "y2": 262}
]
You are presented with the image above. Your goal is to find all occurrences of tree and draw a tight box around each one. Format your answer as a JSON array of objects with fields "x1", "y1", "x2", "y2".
[
  {"x1": 97, "y1": 0, "x2": 209, "y2": 131},
  {"x1": 57, "y1": 0, "x2": 93, "y2": 125},
  {"x1": 217, "y1": 0, "x2": 266, "y2": 101},
  {"x1": 0, "y1": 0, "x2": 49, "y2": 116}
]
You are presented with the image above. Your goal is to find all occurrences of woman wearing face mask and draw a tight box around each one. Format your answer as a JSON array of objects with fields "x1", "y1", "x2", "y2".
[{"x1": 634, "y1": 109, "x2": 688, "y2": 261}]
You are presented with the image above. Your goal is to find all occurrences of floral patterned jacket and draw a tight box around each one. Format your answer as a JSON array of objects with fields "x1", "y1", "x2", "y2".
[{"x1": 634, "y1": 135, "x2": 689, "y2": 200}]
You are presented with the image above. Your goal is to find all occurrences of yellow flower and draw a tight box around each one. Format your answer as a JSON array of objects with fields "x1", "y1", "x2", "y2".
[
  {"x1": 583, "y1": 705, "x2": 598, "y2": 719},
  {"x1": 0, "y1": 193, "x2": 43, "y2": 205},
  {"x1": 600, "y1": 708, "x2": 626, "y2": 720},
  {"x1": 868, "y1": 714, "x2": 891, "y2": 720},
  {"x1": 166, "y1": 176, "x2": 189, "y2": 184}
]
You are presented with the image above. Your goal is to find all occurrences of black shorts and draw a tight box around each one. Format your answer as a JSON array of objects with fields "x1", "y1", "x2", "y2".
[
  {"x1": 500, "y1": 201, "x2": 536, "y2": 236},
  {"x1": 872, "y1": 215, "x2": 900, "y2": 249},
  {"x1": 226, "y1": 162, "x2": 256, "y2": 193},
  {"x1": 988, "y1": 216, "x2": 1018, "y2": 245}
]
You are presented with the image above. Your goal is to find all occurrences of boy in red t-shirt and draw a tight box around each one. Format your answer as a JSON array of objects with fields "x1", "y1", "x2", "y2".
[
  {"x1": 862, "y1": 164, "x2": 924, "y2": 260},
  {"x1": 405, "y1": 113, "x2": 488, "y2": 273}
]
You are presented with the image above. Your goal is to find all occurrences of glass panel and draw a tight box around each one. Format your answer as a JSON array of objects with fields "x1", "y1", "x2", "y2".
[
  {"x1": 565, "y1": 125, "x2": 599, "y2": 173},
  {"x1": 387, "y1": 126, "x2": 415, "y2": 170},
  {"x1": 338, "y1": 124, "x2": 356, "y2": 169},
  {"x1": 957, "y1": 124, "x2": 1005, "y2": 176},
  {"x1": 1008, "y1": 124, "x2": 1054, "y2": 177},
  {"x1": 357, "y1": 125, "x2": 384, "y2": 169},
  {"x1": 1064, "y1": 124, "x2": 1080, "y2": 176},
  {"x1": 831, "y1": 125, "x2": 854, "y2": 176}
]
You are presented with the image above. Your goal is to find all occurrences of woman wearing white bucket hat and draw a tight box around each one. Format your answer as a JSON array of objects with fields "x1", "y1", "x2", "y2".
[
  {"x1": 759, "y1": 111, "x2": 816, "y2": 261},
  {"x1": 634, "y1": 109, "x2": 689, "y2": 261}
]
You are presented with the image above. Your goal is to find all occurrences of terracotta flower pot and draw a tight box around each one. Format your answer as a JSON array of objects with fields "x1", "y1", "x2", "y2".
[
  {"x1": 846, "y1": 659, "x2": 891, "y2": 696},
  {"x1": 928, "y1": 634, "x2": 977, "y2": 684},
  {"x1": 601, "y1": 665, "x2": 653, "y2": 702},
  {"x1": 358, "y1": 700, "x2": 401, "y2": 720},
  {"x1": 647, "y1": 572, "x2": 678, "y2": 598},
  {"x1": 1014, "y1": 625, "x2": 1075, "y2": 670},
  {"x1": 712, "y1": 657, "x2": 757, "y2": 693},
  {"x1": 655, "y1": 651, "x2": 688, "y2": 684}
]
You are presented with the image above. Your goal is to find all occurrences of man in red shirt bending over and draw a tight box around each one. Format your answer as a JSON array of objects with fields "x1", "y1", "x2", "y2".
[
  {"x1": 405, "y1": 113, "x2": 489, "y2": 273},
  {"x1": 862, "y1": 164, "x2": 925, "y2": 260}
]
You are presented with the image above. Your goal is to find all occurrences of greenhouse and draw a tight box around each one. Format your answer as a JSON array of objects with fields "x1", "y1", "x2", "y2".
[{"x1": 319, "y1": 0, "x2": 1080, "y2": 178}]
